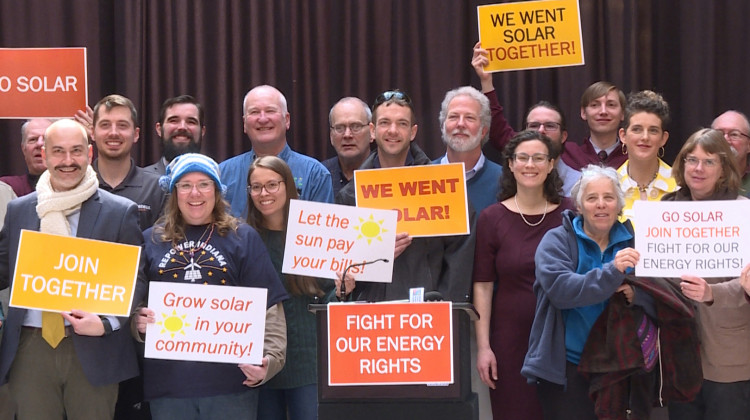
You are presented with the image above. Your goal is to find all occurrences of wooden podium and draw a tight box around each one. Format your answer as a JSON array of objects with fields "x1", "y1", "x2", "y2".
[{"x1": 310, "y1": 303, "x2": 479, "y2": 420}]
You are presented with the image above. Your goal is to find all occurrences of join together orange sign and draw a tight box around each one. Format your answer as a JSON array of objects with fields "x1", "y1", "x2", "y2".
[
  {"x1": 328, "y1": 302, "x2": 453, "y2": 386},
  {"x1": 10, "y1": 230, "x2": 141, "y2": 317},
  {"x1": 0, "y1": 47, "x2": 88, "y2": 118}
]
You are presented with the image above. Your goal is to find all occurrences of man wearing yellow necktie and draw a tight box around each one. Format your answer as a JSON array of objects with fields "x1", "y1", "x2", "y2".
[{"x1": 0, "y1": 119, "x2": 147, "y2": 420}]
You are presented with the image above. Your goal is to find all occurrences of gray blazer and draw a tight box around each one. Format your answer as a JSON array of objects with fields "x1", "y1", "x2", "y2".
[{"x1": 0, "y1": 189, "x2": 148, "y2": 386}]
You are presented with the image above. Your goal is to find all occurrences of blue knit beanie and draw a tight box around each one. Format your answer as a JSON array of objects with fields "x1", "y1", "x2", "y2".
[{"x1": 159, "y1": 153, "x2": 227, "y2": 196}]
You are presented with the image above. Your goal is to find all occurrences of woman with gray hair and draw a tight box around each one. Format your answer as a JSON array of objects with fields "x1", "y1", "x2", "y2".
[{"x1": 521, "y1": 164, "x2": 649, "y2": 420}]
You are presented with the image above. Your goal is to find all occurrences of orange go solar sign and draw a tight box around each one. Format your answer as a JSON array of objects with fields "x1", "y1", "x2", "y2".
[
  {"x1": 327, "y1": 302, "x2": 453, "y2": 386},
  {"x1": 0, "y1": 47, "x2": 88, "y2": 118}
]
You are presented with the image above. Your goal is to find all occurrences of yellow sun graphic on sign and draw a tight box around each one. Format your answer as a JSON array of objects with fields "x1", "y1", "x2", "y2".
[
  {"x1": 157, "y1": 310, "x2": 190, "y2": 338},
  {"x1": 354, "y1": 214, "x2": 387, "y2": 244}
]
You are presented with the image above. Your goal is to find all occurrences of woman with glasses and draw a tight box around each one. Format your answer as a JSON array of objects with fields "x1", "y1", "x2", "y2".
[
  {"x1": 662, "y1": 129, "x2": 750, "y2": 420},
  {"x1": 616, "y1": 90, "x2": 677, "y2": 223},
  {"x1": 246, "y1": 156, "x2": 335, "y2": 420},
  {"x1": 473, "y1": 130, "x2": 572, "y2": 420},
  {"x1": 134, "y1": 154, "x2": 288, "y2": 420}
]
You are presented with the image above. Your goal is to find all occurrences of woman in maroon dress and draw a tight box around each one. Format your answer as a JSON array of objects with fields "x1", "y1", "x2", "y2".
[{"x1": 473, "y1": 130, "x2": 574, "y2": 419}]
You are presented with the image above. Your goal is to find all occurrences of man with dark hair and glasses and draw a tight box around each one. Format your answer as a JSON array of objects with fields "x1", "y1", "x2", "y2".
[
  {"x1": 335, "y1": 89, "x2": 476, "y2": 303},
  {"x1": 433, "y1": 86, "x2": 503, "y2": 213},
  {"x1": 220, "y1": 85, "x2": 334, "y2": 218},
  {"x1": 523, "y1": 102, "x2": 580, "y2": 196},
  {"x1": 711, "y1": 110, "x2": 750, "y2": 196},
  {"x1": 472, "y1": 42, "x2": 626, "y2": 172},
  {"x1": 145, "y1": 95, "x2": 206, "y2": 175},
  {"x1": 322, "y1": 97, "x2": 373, "y2": 196}
]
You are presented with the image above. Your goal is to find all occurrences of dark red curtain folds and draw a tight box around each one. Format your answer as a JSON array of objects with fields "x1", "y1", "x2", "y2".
[{"x1": 2, "y1": 0, "x2": 750, "y2": 176}]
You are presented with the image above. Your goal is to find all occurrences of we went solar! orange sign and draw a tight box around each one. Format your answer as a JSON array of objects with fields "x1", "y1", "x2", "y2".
[{"x1": 0, "y1": 48, "x2": 88, "y2": 118}]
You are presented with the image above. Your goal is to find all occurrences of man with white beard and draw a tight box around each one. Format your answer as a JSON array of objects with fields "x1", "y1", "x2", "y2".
[
  {"x1": 433, "y1": 86, "x2": 503, "y2": 213},
  {"x1": 711, "y1": 110, "x2": 750, "y2": 196}
]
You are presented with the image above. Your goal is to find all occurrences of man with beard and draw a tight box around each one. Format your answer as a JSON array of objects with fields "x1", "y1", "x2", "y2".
[
  {"x1": 711, "y1": 110, "x2": 750, "y2": 196},
  {"x1": 1, "y1": 118, "x2": 53, "y2": 197},
  {"x1": 144, "y1": 95, "x2": 205, "y2": 174},
  {"x1": 91, "y1": 95, "x2": 165, "y2": 229},
  {"x1": 433, "y1": 86, "x2": 502, "y2": 213}
]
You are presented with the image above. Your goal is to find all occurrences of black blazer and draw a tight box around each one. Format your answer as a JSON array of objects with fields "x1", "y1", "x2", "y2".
[{"x1": 0, "y1": 189, "x2": 147, "y2": 386}]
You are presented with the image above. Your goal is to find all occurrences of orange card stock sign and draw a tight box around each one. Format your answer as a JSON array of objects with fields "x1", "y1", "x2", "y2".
[
  {"x1": 328, "y1": 302, "x2": 453, "y2": 385},
  {"x1": 354, "y1": 163, "x2": 469, "y2": 237},
  {"x1": 10, "y1": 230, "x2": 141, "y2": 316},
  {"x1": 0, "y1": 47, "x2": 88, "y2": 118}
]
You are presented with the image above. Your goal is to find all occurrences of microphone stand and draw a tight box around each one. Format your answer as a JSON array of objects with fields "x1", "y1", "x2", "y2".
[{"x1": 339, "y1": 258, "x2": 389, "y2": 301}]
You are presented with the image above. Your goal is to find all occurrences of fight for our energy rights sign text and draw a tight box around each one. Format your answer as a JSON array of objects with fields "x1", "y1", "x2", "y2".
[
  {"x1": 633, "y1": 200, "x2": 750, "y2": 278},
  {"x1": 477, "y1": 0, "x2": 584, "y2": 72},
  {"x1": 327, "y1": 302, "x2": 453, "y2": 386}
]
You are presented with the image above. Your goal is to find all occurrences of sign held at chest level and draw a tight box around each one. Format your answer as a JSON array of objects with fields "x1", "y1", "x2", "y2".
[
  {"x1": 145, "y1": 282, "x2": 268, "y2": 365},
  {"x1": 10, "y1": 230, "x2": 140, "y2": 317},
  {"x1": 354, "y1": 163, "x2": 469, "y2": 237}
]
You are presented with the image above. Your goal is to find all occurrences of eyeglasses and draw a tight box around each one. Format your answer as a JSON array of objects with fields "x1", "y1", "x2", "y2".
[
  {"x1": 513, "y1": 153, "x2": 550, "y2": 164},
  {"x1": 175, "y1": 180, "x2": 215, "y2": 194},
  {"x1": 684, "y1": 156, "x2": 718, "y2": 168},
  {"x1": 720, "y1": 129, "x2": 750, "y2": 142},
  {"x1": 526, "y1": 121, "x2": 562, "y2": 132},
  {"x1": 373, "y1": 90, "x2": 412, "y2": 107},
  {"x1": 331, "y1": 123, "x2": 367, "y2": 135},
  {"x1": 247, "y1": 180, "x2": 285, "y2": 196}
]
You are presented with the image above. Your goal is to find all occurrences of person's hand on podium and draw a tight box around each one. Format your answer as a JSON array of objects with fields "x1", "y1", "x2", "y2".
[
  {"x1": 476, "y1": 346, "x2": 498, "y2": 389},
  {"x1": 335, "y1": 271, "x2": 356, "y2": 301}
]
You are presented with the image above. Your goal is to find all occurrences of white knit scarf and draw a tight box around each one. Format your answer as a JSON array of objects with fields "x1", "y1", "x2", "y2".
[{"x1": 36, "y1": 166, "x2": 99, "y2": 236}]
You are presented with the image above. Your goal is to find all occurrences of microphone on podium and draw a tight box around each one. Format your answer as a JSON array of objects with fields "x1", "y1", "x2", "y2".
[
  {"x1": 339, "y1": 258, "x2": 390, "y2": 301},
  {"x1": 423, "y1": 291, "x2": 444, "y2": 302}
]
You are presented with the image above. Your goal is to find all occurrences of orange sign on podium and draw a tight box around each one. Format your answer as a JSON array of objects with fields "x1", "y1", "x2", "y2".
[{"x1": 327, "y1": 302, "x2": 453, "y2": 386}]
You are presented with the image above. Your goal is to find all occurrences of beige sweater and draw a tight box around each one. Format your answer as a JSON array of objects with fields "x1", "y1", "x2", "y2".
[{"x1": 700, "y1": 277, "x2": 750, "y2": 382}]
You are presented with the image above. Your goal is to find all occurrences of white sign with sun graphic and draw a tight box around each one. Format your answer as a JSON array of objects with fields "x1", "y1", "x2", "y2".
[
  {"x1": 283, "y1": 200, "x2": 397, "y2": 283},
  {"x1": 144, "y1": 282, "x2": 267, "y2": 364}
]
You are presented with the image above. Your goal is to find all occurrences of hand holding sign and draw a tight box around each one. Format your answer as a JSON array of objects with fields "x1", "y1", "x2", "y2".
[
  {"x1": 613, "y1": 248, "x2": 640, "y2": 274},
  {"x1": 61, "y1": 309, "x2": 105, "y2": 336},
  {"x1": 239, "y1": 358, "x2": 269, "y2": 387},
  {"x1": 136, "y1": 307, "x2": 156, "y2": 335},
  {"x1": 471, "y1": 42, "x2": 493, "y2": 90},
  {"x1": 679, "y1": 275, "x2": 713, "y2": 303}
]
